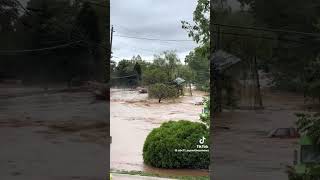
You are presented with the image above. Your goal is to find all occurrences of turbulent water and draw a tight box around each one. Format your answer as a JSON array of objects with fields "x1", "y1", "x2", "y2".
[{"x1": 110, "y1": 88, "x2": 209, "y2": 177}]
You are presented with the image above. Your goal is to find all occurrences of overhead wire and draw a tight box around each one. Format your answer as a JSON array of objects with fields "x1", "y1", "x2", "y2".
[
  {"x1": 0, "y1": 40, "x2": 83, "y2": 54},
  {"x1": 213, "y1": 23, "x2": 320, "y2": 37},
  {"x1": 113, "y1": 34, "x2": 194, "y2": 42}
]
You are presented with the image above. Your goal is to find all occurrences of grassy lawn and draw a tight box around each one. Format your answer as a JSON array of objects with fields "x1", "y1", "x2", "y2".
[{"x1": 110, "y1": 170, "x2": 209, "y2": 180}]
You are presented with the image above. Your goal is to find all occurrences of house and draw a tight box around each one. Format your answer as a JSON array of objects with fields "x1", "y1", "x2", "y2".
[
  {"x1": 173, "y1": 77, "x2": 186, "y2": 96},
  {"x1": 211, "y1": 50, "x2": 261, "y2": 110}
]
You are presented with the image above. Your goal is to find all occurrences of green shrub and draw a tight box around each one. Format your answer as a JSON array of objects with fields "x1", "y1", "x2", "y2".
[
  {"x1": 199, "y1": 97, "x2": 210, "y2": 127},
  {"x1": 148, "y1": 83, "x2": 178, "y2": 103},
  {"x1": 143, "y1": 120, "x2": 209, "y2": 169}
]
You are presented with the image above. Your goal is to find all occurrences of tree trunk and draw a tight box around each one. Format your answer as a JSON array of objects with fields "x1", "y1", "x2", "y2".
[
  {"x1": 253, "y1": 56, "x2": 263, "y2": 108},
  {"x1": 189, "y1": 83, "x2": 192, "y2": 96}
]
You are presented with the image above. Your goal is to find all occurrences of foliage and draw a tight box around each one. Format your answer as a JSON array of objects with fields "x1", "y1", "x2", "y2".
[
  {"x1": 303, "y1": 56, "x2": 320, "y2": 101},
  {"x1": 0, "y1": 0, "x2": 105, "y2": 83},
  {"x1": 148, "y1": 83, "x2": 178, "y2": 103},
  {"x1": 185, "y1": 43, "x2": 210, "y2": 91},
  {"x1": 177, "y1": 65, "x2": 195, "y2": 83},
  {"x1": 142, "y1": 68, "x2": 167, "y2": 85},
  {"x1": 153, "y1": 50, "x2": 181, "y2": 82},
  {"x1": 111, "y1": 59, "x2": 139, "y2": 87},
  {"x1": 181, "y1": 0, "x2": 210, "y2": 92},
  {"x1": 112, "y1": 51, "x2": 185, "y2": 88},
  {"x1": 181, "y1": 0, "x2": 209, "y2": 44},
  {"x1": 200, "y1": 97, "x2": 210, "y2": 127},
  {"x1": 296, "y1": 113, "x2": 320, "y2": 146},
  {"x1": 286, "y1": 165, "x2": 303, "y2": 180},
  {"x1": 143, "y1": 120, "x2": 209, "y2": 169},
  {"x1": 238, "y1": 0, "x2": 320, "y2": 93}
]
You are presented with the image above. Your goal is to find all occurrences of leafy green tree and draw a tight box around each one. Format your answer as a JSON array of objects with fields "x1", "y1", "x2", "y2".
[
  {"x1": 148, "y1": 83, "x2": 178, "y2": 103},
  {"x1": 181, "y1": 0, "x2": 210, "y2": 92},
  {"x1": 0, "y1": 0, "x2": 20, "y2": 78},
  {"x1": 142, "y1": 68, "x2": 167, "y2": 86},
  {"x1": 112, "y1": 60, "x2": 138, "y2": 87},
  {"x1": 133, "y1": 62, "x2": 142, "y2": 81},
  {"x1": 181, "y1": 0, "x2": 209, "y2": 44},
  {"x1": 296, "y1": 113, "x2": 320, "y2": 146},
  {"x1": 185, "y1": 43, "x2": 210, "y2": 91},
  {"x1": 200, "y1": 97, "x2": 210, "y2": 127},
  {"x1": 177, "y1": 65, "x2": 195, "y2": 95},
  {"x1": 153, "y1": 50, "x2": 181, "y2": 82},
  {"x1": 238, "y1": 0, "x2": 320, "y2": 93}
]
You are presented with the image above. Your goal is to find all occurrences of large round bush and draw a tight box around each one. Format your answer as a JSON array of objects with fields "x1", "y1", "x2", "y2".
[{"x1": 143, "y1": 120, "x2": 209, "y2": 169}]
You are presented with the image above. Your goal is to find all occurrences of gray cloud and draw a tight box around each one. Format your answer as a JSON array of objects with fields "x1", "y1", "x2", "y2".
[
  {"x1": 111, "y1": 0, "x2": 198, "y2": 62},
  {"x1": 19, "y1": 0, "x2": 200, "y2": 62}
]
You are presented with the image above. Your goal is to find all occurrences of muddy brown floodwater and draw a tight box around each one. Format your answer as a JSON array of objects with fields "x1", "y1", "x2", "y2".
[
  {"x1": 0, "y1": 85, "x2": 108, "y2": 179},
  {"x1": 212, "y1": 89, "x2": 315, "y2": 180},
  {"x1": 110, "y1": 88, "x2": 209, "y2": 177}
]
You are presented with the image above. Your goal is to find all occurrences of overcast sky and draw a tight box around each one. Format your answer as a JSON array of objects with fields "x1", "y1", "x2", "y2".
[{"x1": 111, "y1": 0, "x2": 199, "y2": 62}]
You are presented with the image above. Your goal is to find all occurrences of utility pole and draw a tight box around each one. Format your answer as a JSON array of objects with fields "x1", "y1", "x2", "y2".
[
  {"x1": 253, "y1": 55, "x2": 263, "y2": 108},
  {"x1": 110, "y1": 25, "x2": 114, "y2": 57}
]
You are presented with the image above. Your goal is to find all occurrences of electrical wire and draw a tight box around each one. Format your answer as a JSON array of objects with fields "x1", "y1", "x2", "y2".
[
  {"x1": 213, "y1": 23, "x2": 320, "y2": 37},
  {"x1": 111, "y1": 74, "x2": 137, "y2": 79},
  {"x1": 77, "y1": 0, "x2": 109, "y2": 8},
  {"x1": 0, "y1": 40, "x2": 83, "y2": 54},
  {"x1": 213, "y1": 31, "x2": 305, "y2": 44},
  {"x1": 113, "y1": 34, "x2": 193, "y2": 42}
]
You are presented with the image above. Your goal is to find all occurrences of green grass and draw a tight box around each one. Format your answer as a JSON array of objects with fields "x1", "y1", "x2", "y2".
[{"x1": 110, "y1": 169, "x2": 209, "y2": 180}]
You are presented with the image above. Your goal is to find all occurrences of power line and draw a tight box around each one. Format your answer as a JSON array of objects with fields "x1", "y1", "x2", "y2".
[
  {"x1": 77, "y1": 0, "x2": 109, "y2": 8},
  {"x1": 0, "y1": 40, "x2": 83, "y2": 54},
  {"x1": 214, "y1": 30, "x2": 305, "y2": 44},
  {"x1": 111, "y1": 74, "x2": 137, "y2": 79},
  {"x1": 213, "y1": 23, "x2": 320, "y2": 37},
  {"x1": 114, "y1": 34, "x2": 194, "y2": 42}
]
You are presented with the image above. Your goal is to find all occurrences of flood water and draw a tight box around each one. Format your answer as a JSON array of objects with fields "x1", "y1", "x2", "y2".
[{"x1": 110, "y1": 88, "x2": 209, "y2": 177}]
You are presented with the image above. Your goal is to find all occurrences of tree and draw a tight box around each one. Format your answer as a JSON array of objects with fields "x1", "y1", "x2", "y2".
[
  {"x1": 296, "y1": 113, "x2": 320, "y2": 146},
  {"x1": 238, "y1": 0, "x2": 320, "y2": 93},
  {"x1": 200, "y1": 97, "x2": 210, "y2": 127},
  {"x1": 181, "y1": 0, "x2": 209, "y2": 44},
  {"x1": 153, "y1": 50, "x2": 180, "y2": 82},
  {"x1": 0, "y1": 0, "x2": 19, "y2": 78},
  {"x1": 185, "y1": 43, "x2": 210, "y2": 91},
  {"x1": 142, "y1": 68, "x2": 167, "y2": 86},
  {"x1": 112, "y1": 60, "x2": 139, "y2": 87},
  {"x1": 177, "y1": 65, "x2": 195, "y2": 95},
  {"x1": 181, "y1": 0, "x2": 210, "y2": 92},
  {"x1": 133, "y1": 62, "x2": 142, "y2": 81},
  {"x1": 148, "y1": 83, "x2": 178, "y2": 103}
]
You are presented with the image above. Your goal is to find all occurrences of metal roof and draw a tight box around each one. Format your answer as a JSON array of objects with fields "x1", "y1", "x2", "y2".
[
  {"x1": 173, "y1": 77, "x2": 185, "y2": 85},
  {"x1": 211, "y1": 50, "x2": 242, "y2": 71}
]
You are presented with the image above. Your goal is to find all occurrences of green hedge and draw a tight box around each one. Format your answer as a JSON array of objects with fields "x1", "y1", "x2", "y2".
[{"x1": 143, "y1": 120, "x2": 209, "y2": 169}]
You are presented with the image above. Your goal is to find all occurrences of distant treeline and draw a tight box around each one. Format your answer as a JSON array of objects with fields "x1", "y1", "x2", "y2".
[{"x1": 0, "y1": 0, "x2": 109, "y2": 84}]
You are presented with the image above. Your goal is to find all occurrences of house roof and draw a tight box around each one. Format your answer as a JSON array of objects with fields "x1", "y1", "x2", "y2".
[
  {"x1": 211, "y1": 50, "x2": 242, "y2": 71},
  {"x1": 173, "y1": 77, "x2": 185, "y2": 85}
]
